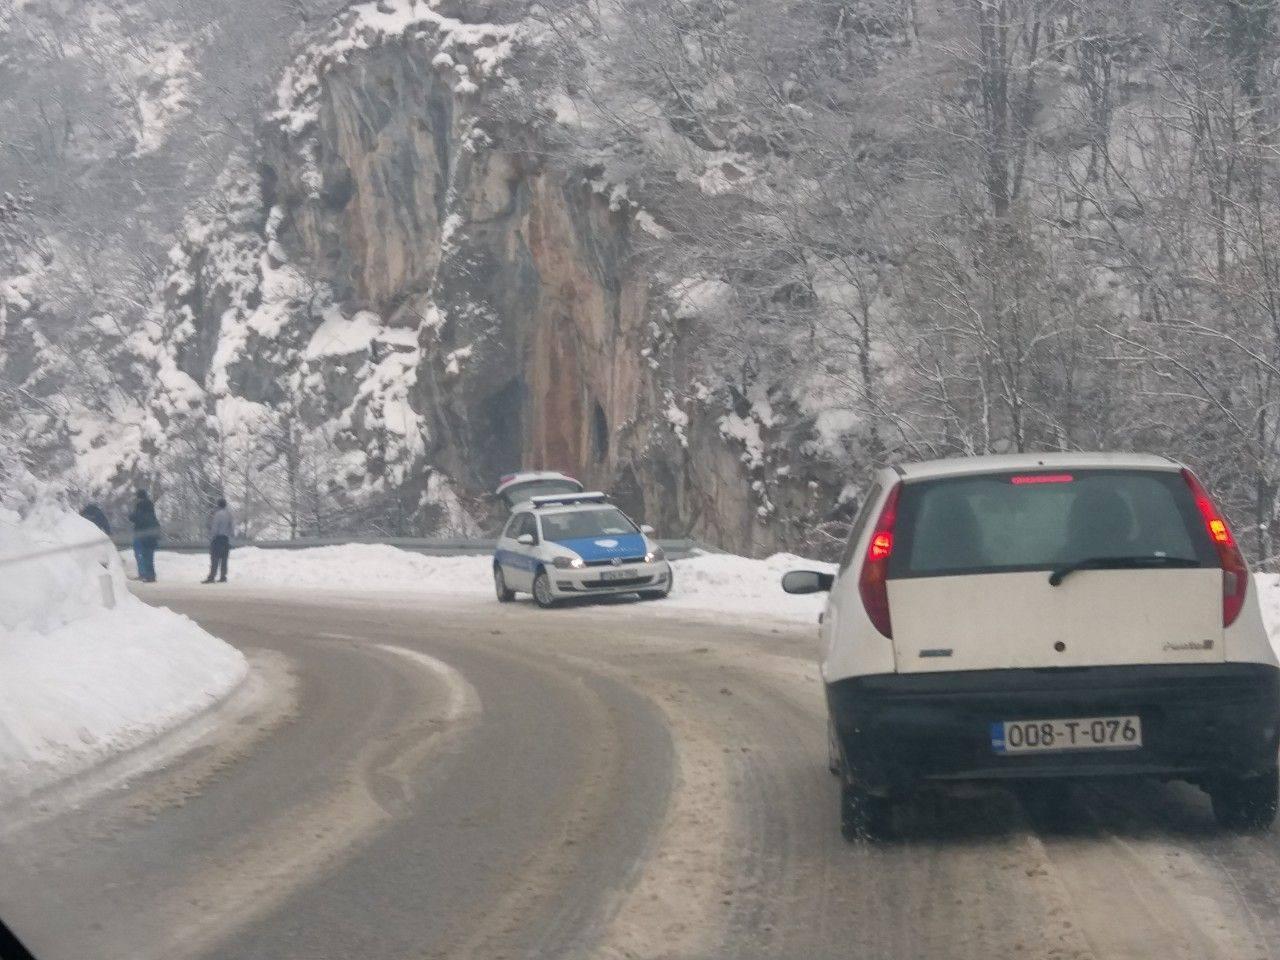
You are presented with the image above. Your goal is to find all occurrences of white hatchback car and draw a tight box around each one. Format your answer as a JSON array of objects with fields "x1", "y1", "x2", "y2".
[
  {"x1": 784, "y1": 453, "x2": 1280, "y2": 839},
  {"x1": 494, "y1": 493, "x2": 673, "y2": 607}
]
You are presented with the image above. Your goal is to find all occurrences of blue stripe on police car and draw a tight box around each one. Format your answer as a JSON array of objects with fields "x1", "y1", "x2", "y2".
[{"x1": 495, "y1": 548, "x2": 539, "y2": 571}]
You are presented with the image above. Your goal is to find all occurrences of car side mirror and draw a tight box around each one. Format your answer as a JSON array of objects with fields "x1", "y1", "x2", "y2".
[
  {"x1": 640, "y1": 524, "x2": 655, "y2": 535},
  {"x1": 781, "y1": 570, "x2": 834, "y2": 594},
  {"x1": 516, "y1": 533, "x2": 535, "y2": 546}
]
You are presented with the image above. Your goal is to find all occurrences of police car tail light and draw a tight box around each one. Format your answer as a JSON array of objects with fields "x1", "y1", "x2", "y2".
[
  {"x1": 858, "y1": 482, "x2": 902, "y2": 638},
  {"x1": 1182, "y1": 468, "x2": 1248, "y2": 627}
]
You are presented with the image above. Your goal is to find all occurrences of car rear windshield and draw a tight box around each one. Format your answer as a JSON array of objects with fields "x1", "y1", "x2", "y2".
[
  {"x1": 540, "y1": 507, "x2": 638, "y2": 542},
  {"x1": 888, "y1": 469, "x2": 1217, "y2": 578}
]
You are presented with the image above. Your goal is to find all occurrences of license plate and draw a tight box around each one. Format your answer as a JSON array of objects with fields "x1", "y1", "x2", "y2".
[
  {"x1": 599, "y1": 569, "x2": 632, "y2": 581},
  {"x1": 991, "y1": 715, "x2": 1142, "y2": 754}
]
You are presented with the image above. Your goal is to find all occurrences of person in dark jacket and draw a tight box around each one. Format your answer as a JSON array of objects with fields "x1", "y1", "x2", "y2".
[
  {"x1": 128, "y1": 489, "x2": 161, "y2": 582},
  {"x1": 203, "y1": 497, "x2": 234, "y2": 584},
  {"x1": 79, "y1": 503, "x2": 111, "y2": 537}
]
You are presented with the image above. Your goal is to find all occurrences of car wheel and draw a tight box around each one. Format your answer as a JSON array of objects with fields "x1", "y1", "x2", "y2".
[
  {"x1": 838, "y1": 755, "x2": 893, "y2": 841},
  {"x1": 827, "y1": 719, "x2": 841, "y2": 776},
  {"x1": 494, "y1": 565, "x2": 515, "y2": 602},
  {"x1": 1211, "y1": 767, "x2": 1279, "y2": 831},
  {"x1": 639, "y1": 567, "x2": 673, "y2": 600},
  {"x1": 532, "y1": 570, "x2": 558, "y2": 609}
]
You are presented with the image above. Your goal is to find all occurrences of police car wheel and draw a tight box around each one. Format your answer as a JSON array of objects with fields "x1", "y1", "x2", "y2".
[
  {"x1": 494, "y1": 566, "x2": 515, "y2": 602},
  {"x1": 532, "y1": 570, "x2": 558, "y2": 609}
]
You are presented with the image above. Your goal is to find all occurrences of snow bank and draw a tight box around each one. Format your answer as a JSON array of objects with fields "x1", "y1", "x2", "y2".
[
  {"x1": 150, "y1": 544, "x2": 830, "y2": 625},
  {"x1": 665, "y1": 551, "x2": 830, "y2": 624},
  {"x1": 1253, "y1": 574, "x2": 1280, "y2": 660},
  {"x1": 1214, "y1": 573, "x2": 1280, "y2": 661},
  {"x1": 0, "y1": 508, "x2": 247, "y2": 805},
  {"x1": 156, "y1": 544, "x2": 494, "y2": 595}
]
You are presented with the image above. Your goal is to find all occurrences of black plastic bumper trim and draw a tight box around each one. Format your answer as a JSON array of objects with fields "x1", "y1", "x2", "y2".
[{"x1": 827, "y1": 663, "x2": 1280, "y2": 794}]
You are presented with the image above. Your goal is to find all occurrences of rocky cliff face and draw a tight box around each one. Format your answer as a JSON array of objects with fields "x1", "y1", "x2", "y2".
[{"x1": 148, "y1": 3, "x2": 841, "y2": 551}]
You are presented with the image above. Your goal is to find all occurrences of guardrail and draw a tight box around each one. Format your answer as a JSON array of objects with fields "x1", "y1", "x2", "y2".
[{"x1": 132, "y1": 537, "x2": 716, "y2": 560}]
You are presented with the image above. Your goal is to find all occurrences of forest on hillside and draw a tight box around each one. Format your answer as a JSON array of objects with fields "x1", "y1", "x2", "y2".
[{"x1": 521, "y1": 0, "x2": 1280, "y2": 559}]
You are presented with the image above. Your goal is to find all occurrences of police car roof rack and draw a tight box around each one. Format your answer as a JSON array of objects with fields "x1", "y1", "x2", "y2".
[{"x1": 529, "y1": 491, "x2": 609, "y2": 509}]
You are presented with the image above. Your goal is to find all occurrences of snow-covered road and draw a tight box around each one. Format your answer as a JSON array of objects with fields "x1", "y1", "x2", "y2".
[{"x1": 5, "y1": 584, "x2": 1280, "y2": 959}]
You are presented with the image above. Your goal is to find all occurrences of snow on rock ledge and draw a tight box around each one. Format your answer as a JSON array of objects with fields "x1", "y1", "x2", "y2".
[{"x1": 0, "y1": 508, "x2": 247, "y2": 805}]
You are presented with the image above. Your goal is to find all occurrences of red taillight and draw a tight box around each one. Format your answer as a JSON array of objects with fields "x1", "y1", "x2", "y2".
[
  {"x1": 1182, "y1": 468, "x2": 1248, "y2": 627},
  {"x1": 499, "y1": 474, "x2": 516, "y2": 485},
  {"x1": 859, "y1": 483, "x2": 902, "y2": 638},
  {"x1": 1010, "y1": 473, "x2": 1074, "y2": 485},
  {"x1": 868, "y1": 531, "x2": 893, "y2": 561}
]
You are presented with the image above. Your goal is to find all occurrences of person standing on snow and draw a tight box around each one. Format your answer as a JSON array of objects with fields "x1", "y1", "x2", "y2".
[
  {"x1": 128, "y1": 489, "x2": 161, "y2": 582},
  {"x1": 203, "y1": 497, "x2": 234, "y2": 584}
]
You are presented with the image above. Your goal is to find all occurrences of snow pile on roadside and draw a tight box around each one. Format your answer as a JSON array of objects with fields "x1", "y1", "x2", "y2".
[
  {"x1": 151, "y1": 543, "x2": 830, "y2": 623},
  {"x1": 1252, "y1": 574, "x2": 1280, "y2": 658},
  {"x1": 153, "y1": 543, "x2": 495, "y2": 594},
  {"x1": 665, "y1": 551, "x2": 831, "y2": 623},
  {"x1": 0, "y1": 508, "x2": 247, "y2": 805}
]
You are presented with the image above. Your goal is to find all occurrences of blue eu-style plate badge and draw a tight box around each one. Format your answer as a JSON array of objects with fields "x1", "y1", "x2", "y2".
[{"x1": 989, "y1": 722, "x2": 1007, "y2": 753}]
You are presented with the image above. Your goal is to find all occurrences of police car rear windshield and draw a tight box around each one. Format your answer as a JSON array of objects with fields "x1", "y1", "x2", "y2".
[
  {"x1": 541, "y1": 507, "x2": 638, "y2": 542},
  {"x1": 888, "y1": 469, "x2": 1216, "y2": 578}
]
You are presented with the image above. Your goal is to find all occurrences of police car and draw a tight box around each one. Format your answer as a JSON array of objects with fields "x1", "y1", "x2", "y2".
[{"x1": 493, "y1": 492, "x2": 673, "y2": 607}]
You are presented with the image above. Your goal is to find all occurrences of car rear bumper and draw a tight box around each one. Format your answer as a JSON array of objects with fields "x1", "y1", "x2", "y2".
[
  {"x1": 827, "y1": 663, "x2": 1280, "y2": 795},
  {"x1": 550, "y1": 562, "x2": 671, "y2": 597}
]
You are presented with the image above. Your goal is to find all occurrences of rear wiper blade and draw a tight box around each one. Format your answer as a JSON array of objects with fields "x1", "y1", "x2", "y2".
[{"x1": 1048, "y1": 555, "x2": 1201, "y2": 586}]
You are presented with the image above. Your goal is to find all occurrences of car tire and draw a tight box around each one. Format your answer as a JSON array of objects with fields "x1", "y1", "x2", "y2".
[
  {"x1": 532, "y1": 570, "x2": 558, "y2": 609},
  {"x1": 840, "y1": 777, "x2": 893, "y2": 842},
  {"x1": 1211, "y1": 767, "x2": 1279, "y2": 831},
  {"x1": 494, "y1": 565, "x2": 515, "y2": 603},
  {"x1": 837, "y1": 751, "x2": 892, "y2": 841}
]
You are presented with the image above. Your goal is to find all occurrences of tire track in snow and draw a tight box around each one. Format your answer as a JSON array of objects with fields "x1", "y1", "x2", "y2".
[{"x1": 148, "y1": 640, "x2": 483, "y2": 960}]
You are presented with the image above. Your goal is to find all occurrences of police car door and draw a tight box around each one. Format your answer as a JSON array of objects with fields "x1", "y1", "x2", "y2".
[
  {"x1": 502, "y1": 511, "x2": 538, "y2": 591},
  {"x1": 496, "y1": 513, "x2": 523, "y2": 589}
]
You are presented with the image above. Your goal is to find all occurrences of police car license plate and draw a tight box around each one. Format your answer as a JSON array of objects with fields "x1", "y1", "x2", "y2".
[
  {"x1": 599, "y1": 569, "x2": 632, "y2": 581},
  {"x1": 991, "y1": 715, "x2": 1142, "y2": 754}
]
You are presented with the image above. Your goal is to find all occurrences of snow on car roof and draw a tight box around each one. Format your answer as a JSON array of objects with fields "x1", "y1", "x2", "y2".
[{"x1": 894, "y1": 451, "x2": 1180, "y2": 481}]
